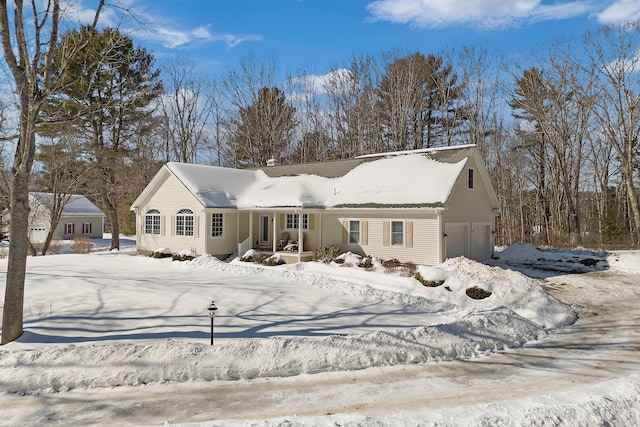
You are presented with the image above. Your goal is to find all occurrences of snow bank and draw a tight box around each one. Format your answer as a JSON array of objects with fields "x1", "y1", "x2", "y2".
[
  {"x1": 0, "y1": 248, "x2": 576, "y2": 395},
  {"x1": 0, "y1": 310, "x2": 542, "y2": 395}
]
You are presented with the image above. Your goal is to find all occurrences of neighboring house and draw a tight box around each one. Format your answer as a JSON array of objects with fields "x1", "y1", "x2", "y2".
[
  {"x1": 28, "y1": 193, "x2": 106, "y2": 242},
  {"x1": 130, "y1": 144, "x2": 500, "y2": 265}
]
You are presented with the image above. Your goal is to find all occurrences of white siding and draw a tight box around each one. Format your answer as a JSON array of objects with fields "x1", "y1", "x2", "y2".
[
  {"x1": 443, "y1": 156, "x2": 496, "y2": 262},
  {"x1": 136, "y1": 173, "x2": 206, "y2": 255},
  {"x1": 321, "y1": 211, "x2": 441, "y2": 266},
  {"x1": 54, "y1": 216, "x2": 104, "y2": 240},
  {"x1": 204, "y1": 210, "x2": 238, "y2": 258}
]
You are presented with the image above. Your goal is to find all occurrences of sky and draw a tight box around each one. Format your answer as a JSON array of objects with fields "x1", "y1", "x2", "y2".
[{"x1": 89, "y1": 0, "x2": 640, "y2": 79}]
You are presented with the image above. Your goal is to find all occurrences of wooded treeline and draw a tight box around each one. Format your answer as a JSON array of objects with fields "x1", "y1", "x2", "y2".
[{"x1": 3, "y1": 23, "x2": 640, "y2": 249}]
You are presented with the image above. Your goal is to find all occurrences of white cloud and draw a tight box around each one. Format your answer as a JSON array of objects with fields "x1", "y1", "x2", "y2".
[
  {"x1": 60, "y1": 0, "x2": 119, "y2": 27},
  {"x1": 291, "y1": 68, "x2": 354, "y2": 95},
  {"x1": 366, "y1": 0, "x2": 593, "y2": 29},
  {"x1": 142, "y1": 23, "x2": 261, "y2": 50},
  {"x1": 597, "y1": 0, "x2": 640, "y2": 24}
]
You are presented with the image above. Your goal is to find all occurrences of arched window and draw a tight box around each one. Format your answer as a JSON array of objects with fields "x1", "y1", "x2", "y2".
[
  {"x1": 176, "y1": 208, "x2": 194, "y2": 236},
  {"x1": 144, "y1": 209, "x2": 161, "y2": 235}
]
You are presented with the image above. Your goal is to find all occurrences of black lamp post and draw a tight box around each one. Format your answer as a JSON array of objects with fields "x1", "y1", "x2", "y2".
[{"x1": 207, "y1": 300, "x2": 218, "y2": 345}]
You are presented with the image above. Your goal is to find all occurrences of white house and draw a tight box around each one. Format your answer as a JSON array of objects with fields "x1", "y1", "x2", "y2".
[
  {"x1": 130, "y1": 145, "x2": 500, "y2": 265},
  {"x1": 28, "y1": 193, "x2": 105, "y2": 242}
]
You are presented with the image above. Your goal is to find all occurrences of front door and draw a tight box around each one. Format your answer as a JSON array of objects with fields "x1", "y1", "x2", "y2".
[{"x1": 259, "y1": 215, "x2": 270, "y2": 246}]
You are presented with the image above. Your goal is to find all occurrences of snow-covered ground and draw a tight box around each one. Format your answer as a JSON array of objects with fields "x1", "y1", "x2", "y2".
[{"x1": 0, "y1": 238, "x2": 639, "y2": 426}]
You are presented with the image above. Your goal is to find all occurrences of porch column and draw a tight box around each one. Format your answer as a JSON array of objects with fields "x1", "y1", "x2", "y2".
[
  {"x1": 272, "y1": 211, "x2": 277, "y2": 253},
  {"x1": 298, "y1": 212, "x2": 303, "y2": 256},
  {"x1": 236, "y1": 211, "x2": 240, "y2": 246},
  {"x1": 249, "y1": 212, "x2": 253, "y2": 247}
]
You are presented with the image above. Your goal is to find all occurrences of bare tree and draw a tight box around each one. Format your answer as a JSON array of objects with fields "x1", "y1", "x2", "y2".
[
  {"x1": 376, "y1": 51, "x2": 430, "y2": 151},
  {"x1": 32, "y1": 135, "x2": 91, "y2": 255},
  {"x1": 159, "y1": 55, "x2": 214, "y2": 163},
  {"x1": 222, "y1": 51, "x2": 284, "y2": 165},
  {"x1": 0, "y1": 0, "x2": 105, "y2": 344},
  {"x1": 325, "y1": 54, "x2": 381, "y2": 158},
  {"x1": 583, "y1": 24, "x2": 640, "y2": 243}
]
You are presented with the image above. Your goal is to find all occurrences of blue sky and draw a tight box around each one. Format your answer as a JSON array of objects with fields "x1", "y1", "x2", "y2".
[{"x1": 94, "y1": 0, "x2": 640, "y2": 79}]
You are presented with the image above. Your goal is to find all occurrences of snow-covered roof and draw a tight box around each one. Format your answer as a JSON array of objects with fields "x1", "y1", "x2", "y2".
[
  {"x1": 163, "y1": 147, "x2": 470, "y2": 209},
  {"x1": 30, "y1": 193, "x2": 106, "y2": 217}
]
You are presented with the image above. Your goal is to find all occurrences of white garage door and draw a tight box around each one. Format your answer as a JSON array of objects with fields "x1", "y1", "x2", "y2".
[
  {"x1": 446, "y1": 222, "x2": 492, "y2": 261},
  {"x1": 471, "y1": 223, "x2": 492, "y2": 261},
  {"x1": 445, "y1": 223, "x2": 469, "y2": 259}
]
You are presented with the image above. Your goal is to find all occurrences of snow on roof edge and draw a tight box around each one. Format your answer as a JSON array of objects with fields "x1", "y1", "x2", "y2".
[{"x1": 355, "y1": 144, "x2": 477, "y2": 159}]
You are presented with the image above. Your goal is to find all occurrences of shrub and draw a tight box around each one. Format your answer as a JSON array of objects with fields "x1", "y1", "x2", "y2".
[
  {"x1": 312, "y1": 245, "x2": 342, "y2": 263},
  {"x1": 358, "y1": 256, "x2": 374, "y2": 270},
  {"x1": 241, "y1": 252, "x2": 284, "y2": 266},
  {"x1": 261, "y1": 255, "x2": 285, "y2": 266},
  {"x1": 47, "y1": 236, "x2": 63, "y2": 255},
  {"x1": 414, "y1": 272, "x2": 445, "y2": 287},
  {"x1": 466, "y1": 286, "x2": 492, "y2": 300},
  {"x1": 172, "y1": 253, "x2": 194, "y2": 262},
  {"x1": 151, "y1": 250, "x2": 172, "y2": 259},
  {"x1": 71, "y1": 237, "x2": 92, "y2": 254},
  {"x1": 399, "y1": 261, "x2": 417, "y2": 277},
  {"x1": 251, "y1": 253, "x2": 269, "y2": 264},
  {"x1": 382, "y1": 258, "x2": 401, "y2": 273}
]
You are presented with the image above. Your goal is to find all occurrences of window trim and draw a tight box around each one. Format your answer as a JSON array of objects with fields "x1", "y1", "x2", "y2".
[
  {"x1": 391, "y1": 220, "x2": 404, "y2": 246},
  {"x1": 211, "y1": 212, "x2": 224, "y2": 238},
  {"x1": 144, "y1": 209, "x2": 161, "y2": 235},
  {"x1": 348, "y1": 220, "x2": 360, "y2": 244},
  {"x1": 176, "y1": 208, "x2": 194, "y2": 237},
  {"x1": 285, "y1": 213, "x2": 308, "y2": 230}
]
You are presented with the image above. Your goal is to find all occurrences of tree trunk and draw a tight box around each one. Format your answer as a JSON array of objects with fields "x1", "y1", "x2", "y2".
[
  {"x1": 2, "y1": 147, "x2": 32, "y2": 344},
  {"x1": 109, "y1": 207, "x2": 120, "y2": 251},
  {"x1": 101, "y1": 187, "x2": 120, "y2": 251},
  {"x1": 622, "y1": 160, "x2": 640, "y2": 244}
]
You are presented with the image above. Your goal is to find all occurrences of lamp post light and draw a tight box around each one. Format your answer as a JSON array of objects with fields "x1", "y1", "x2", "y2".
[{"x1": 207, "y1": 300, "x2": 218, "y2": 345}]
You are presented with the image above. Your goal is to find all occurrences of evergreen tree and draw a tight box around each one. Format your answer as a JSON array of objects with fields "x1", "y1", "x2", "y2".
[
  {"x1": 229, "y1": 86, "x2": 296, "y2": 166},
  {"x1": 42, "y1": 26, "x2": 162, "y2": 250}
]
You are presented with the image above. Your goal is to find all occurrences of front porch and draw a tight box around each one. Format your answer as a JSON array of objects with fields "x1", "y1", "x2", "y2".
[{"x1": 236, "y1": 210, "x2": 318, "y2": 264}]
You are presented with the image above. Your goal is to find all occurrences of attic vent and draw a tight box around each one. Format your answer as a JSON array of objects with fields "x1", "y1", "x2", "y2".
[{"x1": 266, "y1": 158, "x2": 280, "y2": 166}]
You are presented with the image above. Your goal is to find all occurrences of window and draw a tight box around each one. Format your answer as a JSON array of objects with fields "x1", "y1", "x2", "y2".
[
  {"x1": 82, "y1": 223, "x2": 92, "y2": 234},
  {"x1": 391, "y1": 221, "x2": 404, "y2": 245},
  {"x1": 65, "y1": 223, "x2": 74, "y2": 235},
  {"x1": 348, "y1": 220, "x2": 360, "y2": 244},
  {"x1": 211, "y1": 213, "x2": 223, "y2": 237},
  {"x1": 286, "y1": 213, "x2": 308, "y2": 229},
  {"x1": 145, "y1": 209, "x2": 161, "y2": 235},
  {"x1": 176, "y1": 208, "x2": 194, "y2": 236},
  {"x1": 468, "y1": 168, "x2": 474, "y2": 189}
]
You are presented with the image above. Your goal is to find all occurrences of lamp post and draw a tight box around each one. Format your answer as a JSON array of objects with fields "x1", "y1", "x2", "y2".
[{"x1": 207, "y1": 300, "x2": 218, "y2": 345}]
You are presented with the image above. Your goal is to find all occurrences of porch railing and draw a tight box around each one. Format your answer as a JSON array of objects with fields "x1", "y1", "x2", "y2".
[{"x1": 238, "y1": 235, "x2": 252, "y2": 258}]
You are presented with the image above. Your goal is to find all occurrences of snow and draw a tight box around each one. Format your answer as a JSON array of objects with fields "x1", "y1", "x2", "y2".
[
  {"x1": 1, "y1": 238, "x2": 639, "y2": 426},
  {"x1": 30, "y1": 192, "x2": 105, "y2": 216},
  {"x1": 165, "y1": 152, "x2": 466, "y2": 209}
]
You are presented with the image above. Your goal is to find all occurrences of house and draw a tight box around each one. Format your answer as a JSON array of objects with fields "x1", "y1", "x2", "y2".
[
  {"x1": 28, "y1": 193, "x2": 106, "y2": 242},
  {"x1": 130, "y1": 144, "x2": 500, "y2": 265}
]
